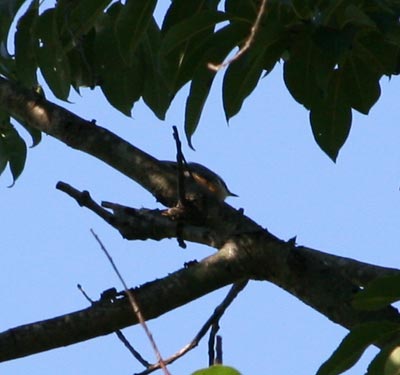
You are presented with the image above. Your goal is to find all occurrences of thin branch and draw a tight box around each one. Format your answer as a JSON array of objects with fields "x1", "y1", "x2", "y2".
[
  {"x1": 56, "y1": 182, "x2": 113, "y2": 223},
  {"x1": 173, "y1": 125, "x2": 187, "y2": 206},
  {"x1": 136, "y1": 280, "x2": 248, "y2": 375},
  {"x1": 90, "y1": 230, "x2": 170, "y2": 375},
  {"x1": 77, "y1": 284, "x2": 151, "y2": 368},
  {"x1": 115, "y1": 330, "x2": 151, "y2": 368},
  {"x1": 208, "y1": 0, "x2": 267, "y2": 71}
]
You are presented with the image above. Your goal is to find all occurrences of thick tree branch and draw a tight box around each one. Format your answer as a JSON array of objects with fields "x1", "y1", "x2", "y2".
[
  {"x1": 1, "y1": 76, "x2": 400, "y2": 364},
  {"x1": 0, "y1": 236, "x2": 399, "y2": 362},
  {"x1": 0, "y1": 77, "x2": 178, "y2": 206}
]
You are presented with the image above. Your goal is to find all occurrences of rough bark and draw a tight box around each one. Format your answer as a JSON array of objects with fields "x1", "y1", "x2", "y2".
[{"x1": 0, "y1": 76, "x2": 399, "y2": 362}]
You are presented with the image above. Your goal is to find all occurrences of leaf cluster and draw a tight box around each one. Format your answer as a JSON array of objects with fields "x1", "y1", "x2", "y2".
[
  {"x1": 0, "y1": 0, "x2": 399, "y2": 180},
  {"x1": 318, "y1": 274, "x2": 400, "y2": 375}
]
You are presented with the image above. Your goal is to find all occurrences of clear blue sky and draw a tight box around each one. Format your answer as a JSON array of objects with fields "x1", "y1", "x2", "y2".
[{"x1": 2, "y1": 7, "x2": 400, "y2": 375}]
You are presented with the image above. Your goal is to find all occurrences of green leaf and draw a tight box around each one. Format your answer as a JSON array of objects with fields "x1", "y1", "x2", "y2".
[
  {"x1": 192, "y1": 365, "x2": 242, "y2": 375},
  {"x1": 353, "y1": 275, "x2": 400, "y2": 311},
  {"x1": 56, "y1": 0, "x2": 112, "y2": 43},
  {"x1": 141, "y1": 19, "x2": 171, "y2": 120},
  {"x1": 222, "y1": 51, "x2": 265, "y2": 121},
  {"x1": 0, "y1": 121, "x2": 27, "y2": 185},
  {"x1": 384, "y1": 346, "x2": 400, "y2": 375},
  {"x1": 291, "y1": 0, "x2": 314, "y2": 19},
  {"x1": 312, "y1": 27, "x2": 355, "y2": 63},
  {"x1": 367, "y1": 344, "x2": 400, "y2": 375},
  {"x1": 160, "y1": 11, "x2": 228, "y2": 56},
  {"x1": 0, "y1": 0, "x2": 25, "y2": 78},
  {"x1": 185, "y1": 23, "x2": 248, "y2": 147},
  {"x1": 355, "y1": 32, "x2": 400, "y2": 76},
  {"x1": 339, "y1": 4, "x2": 377, "y2": 29},
  {"x1": 310, "y1": 69, "x2": 352, "y2": 162},
  {"x1": 223, "y1": 11, "x2": 286, "y2": 120},
  {"x1": 317, "y1": 322, "x2": 400, "y2": 375},
  {"x1": 67, "y1": 29, "x2": 96, "y2": 90},
  {"x1": 342, "y1": 54, "x2": 381, "y2": 114},
  {"x1": 115, "y1": 0, "x2": 157, "y2": 64},
  {"x1": 161, "y1": 5, "x2": 223, "y2": 94},
  {"x1": 17, "y1": 119, "x2": 41, "y2": 148},
  {"x1": 0, "y1": 112, "x2": 10, "y2": 175},
  {"x1": 15, "y1": 0, "x2": 39, "y2": 87},
  {"x1": 0, "y1": 0, "x2": 25, "y2": 49},
  {"x1": 284, "y1": 33, "x2": 333, "y2": 109},
  {"x1": 94, "y1": 3, "x2": 143, "y2": 116},
  {"x1": 37, "y1": 9, "x2": 71, "y2": 100}
]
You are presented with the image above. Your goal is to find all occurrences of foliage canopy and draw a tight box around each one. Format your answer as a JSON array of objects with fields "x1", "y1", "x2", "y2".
[
  {"x1": 0, "y1": 0, "x2": 400, "y2": 184},
  {"x1": 1, "y1": 1, "x2": 400, "y2": 374}
]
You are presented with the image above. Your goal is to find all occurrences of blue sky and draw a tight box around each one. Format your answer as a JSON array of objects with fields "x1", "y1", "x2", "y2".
[{"x1": 2, "y1": 11, "x2": 400, "y2": 374}]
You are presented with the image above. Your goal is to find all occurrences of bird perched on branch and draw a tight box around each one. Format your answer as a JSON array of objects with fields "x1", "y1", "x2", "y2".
[{"x1": 161, "y1": 161, "x2": 238, "y2": 202}]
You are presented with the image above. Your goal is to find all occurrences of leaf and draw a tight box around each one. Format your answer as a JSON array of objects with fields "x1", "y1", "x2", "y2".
[
  {"x1": 0, "y1": 112, "x2": 10, "y2": 175},
  {"x1": 0, "y1": 0, "x2": 25, "y2": 78},
  {"x1": 342, "y1": 54, "x2": 381, "y2": 114},
  {"x1": 141, "y1": 18, "x2": 171, "y2": 120},
  {"x1": 160, "y1": 6, "x2": 224, "y2": 94},
  {"x1": 291, "y1": 0, "x2": 314, "y2": 19},
  {"x1": 385, "y1": 346, "x2": 400, "y2": 375},
  {"x1": 310, "y1": 69, "x2": 352, "y2": 162},
  {"x1": 192, "y1": 365, "x2": 242, "y2": 375},
  {"x1": 115, "y1": 0, "x2": 157, "y2": 64},
  {"x1": 317, "y1": 321, "x2": 400, "y2": 375},
  {"x1": 67, "y1": 29, "x2": 96, "y2": 90},
  {"x1": 284, "y1": 33, "x2": 333, "y2": 109},
  {"x1": 17, "y1": 119, "x2": 41, "y2": 147},
  {"x1": 353, "y1": 275, "x2": 400, "y2": 311},
  {"x1": 160, "y1": 11, "x2": 228, "y2": 56},
  {"x1": 185, "y1": 23, "x2": 248, "y2": 147},
  {"x1": 223, "y1": 11, "x2": 287, "y2": 120},
  {"x1": 222, "y1": 51, "x2": 265, "y2": 121},
  {"x1": 37, "y1": 9, "x2": 71, "y2": 100},
  {"x1": 94, "y1": 3, "x2": 143, "y2": 116},
  {"x1": 355, "y1": 32, "x2": 400, "y2": 76},
  {"x1": 56, "y1": 0, "x2": 112, "y2": 42},
  {"x1": 0, "y1": 0, "x2": 25, "y2": 48},
  {"x1": 339, "y1": 4, "x2": 377, "y2": 29},
  {"x1": 0, "y1": 120, "x2": 27, "y2": 185},
  {"x1": 14, "y1": 0, "x2": 39, "y2": 87},
  {"x1": 367, "y1": 344, "x2": 400, "y2": 375}
]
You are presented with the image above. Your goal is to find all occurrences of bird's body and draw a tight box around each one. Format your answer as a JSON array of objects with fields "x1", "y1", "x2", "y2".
[{"x1": 161, "y1": 161, "x2": 237, "y2": 201}]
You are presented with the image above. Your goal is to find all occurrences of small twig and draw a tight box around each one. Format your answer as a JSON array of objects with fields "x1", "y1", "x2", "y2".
[
  {"x1": 77, "y1": 284, "x2": 94, "y2": 304},
  {"x1": 208, "y1": 0, "x2": 267, "y2": 71},
  {"x1": 90, "y1": 230, "x2": 171, "y2": 375},
  {"x1": 136, "y1": 280, "x2": 248, "y2": 375},
  {"x1": 215, "y1": 336, "x2": 223, "y2": 365},
  {"x1": 56, "y1": 181, "x2": 113, "y2": 223},
  {"x1": 115, "y1": 330, "x2": 151, "y2": 368},
  {"x1": 172, "y1": 126, "x2": 188, "y2": 249},
  {"x1": 77, "y1": 284, "x2": 151, "y2": 368},
  {"x1": 172, "y1": 125, "x2": 187, "y2": 206},
  {"x1": 208, "y1": 323, "x2": 220, "y2": 366}
]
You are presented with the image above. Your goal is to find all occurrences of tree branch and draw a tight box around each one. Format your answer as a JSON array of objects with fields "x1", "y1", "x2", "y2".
[
  {"x1": 1, "y1": 76, "x2": 400, "y2": 364},
  {"x1": 1, "y1": 234, "x2": 399, "y2": 362},
  {"x1": 0, "y1": 77, "x2": 178, "y2": 206}
]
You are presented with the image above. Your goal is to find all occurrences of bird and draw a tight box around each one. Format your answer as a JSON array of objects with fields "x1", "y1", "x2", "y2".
[{"x1": 161, "y1": 161, "x2": 238, "y2": 202}]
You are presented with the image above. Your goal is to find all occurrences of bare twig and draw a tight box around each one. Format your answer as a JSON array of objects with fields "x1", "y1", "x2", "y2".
[
  {"x1": 208, "y1": 324, "x2": 220, "y2": 366},
  {"x1": 172, "y1": 125, "x2": 188, "y2": 248},
  {"x1": 115, "y1": 330, "x2": 151, "y2": 368},
  {"x1": 173, "y1": 125, "x2": 187, "y2": 206},
  {"x1": 215, "y1": 336, "x2": 223, "y2": 365},
  {"x1": 90, "y1": 230, "x2": 170, "y2": 375},
  {"x1": 136, "y1": 280, "x2": 248, "y2": 375},
  {"x1": 56, "y1": 182, "x2": 113, "y2": 223},
  {"x1": 208, "y1": 0, "x2": 267, "y2": 71},
  {"x1": 77, "y1": 284, "x2": 151, "y2": 368}
]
